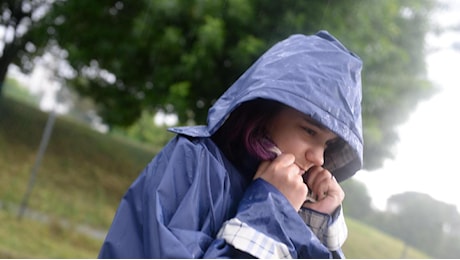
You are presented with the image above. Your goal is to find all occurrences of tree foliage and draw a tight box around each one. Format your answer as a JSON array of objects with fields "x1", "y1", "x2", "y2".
[
  {"x1": 368, "y1": 192, "x2": 460, "y2": 258},
  {"x1": 341, "y1": 179, "x2": 373, "y2": 219},
  {"x1": 0, "y1": 0, "x2": 51, "y2": 93},
  {"x1": 333, "y1": 184, "x2": 460, "y2": 258},
  {"x1": 2, "y1": 0, "x2": 439, "y2": 170}
]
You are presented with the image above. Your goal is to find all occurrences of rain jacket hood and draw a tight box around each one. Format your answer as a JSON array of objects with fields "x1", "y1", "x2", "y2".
[{"x1": 172, "y1": 30, "x2": 363, "y2": 182}]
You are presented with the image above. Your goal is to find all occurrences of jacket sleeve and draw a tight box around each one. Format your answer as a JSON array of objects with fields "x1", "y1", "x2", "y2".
[
  {"x1": 217, "y1": 179, "x2": 334, "y2": 258},
  {"x1": 98, "y1": 137, "x2": 255, "y2": 258},
  {"x1": 299, "y1": 205, "x2": 348, "y2": 251},
  {"x1": 298, "y1": 206, "x2": 347, "y2": 258},
  {"x1": 99, "y1": 136, "x2": 335, "y2": 258}
]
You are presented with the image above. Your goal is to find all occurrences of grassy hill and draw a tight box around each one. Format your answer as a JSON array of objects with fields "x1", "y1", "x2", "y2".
[{"x1": 0, "y1": 96, "x2": 429, "y2": 258}]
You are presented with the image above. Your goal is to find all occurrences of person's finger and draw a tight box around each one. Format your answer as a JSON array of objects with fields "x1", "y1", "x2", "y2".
[
  {"x1": 254, "y1": 153, "x2": 308, "y2": 210},
  {"x1": 254, "y1": 153, "x2": 296, "y2": 180},
  {"x1": 304, "y1": 166, "x2": 324, "y2": 188},
  {"x1": 313, "y1": 180, "x2": 329, "y2": 200},
  {"x1": 306, "y1": 167, "x2": 334, "y2": 200},
  {"x1": 275, "y1": 153, "x2": 296, "y2": 167},
  {"x1": 310, "y1": 169, "x2": 331, "y2": 189}
]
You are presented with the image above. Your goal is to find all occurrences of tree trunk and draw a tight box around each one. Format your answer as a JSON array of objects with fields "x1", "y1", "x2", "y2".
[
  {"x1": 0, "y1": 41, "x2": 21, "y2": 96},
  {"x1": 0, "y1": 61, "x2": 8, "y2": 97}
]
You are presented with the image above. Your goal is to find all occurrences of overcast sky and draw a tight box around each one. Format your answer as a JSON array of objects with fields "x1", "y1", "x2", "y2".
[{"x1": 354, "y1": 0, "x2": 460, "y2": 211}]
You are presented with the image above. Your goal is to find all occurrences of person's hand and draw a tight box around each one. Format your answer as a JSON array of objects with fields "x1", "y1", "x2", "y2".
[
  {"x1": 302, "y1": 166, "x2": 344, "y2": 215},
  {"x1": 253, "y1": 154, "x2": 308, "y2": 211}
]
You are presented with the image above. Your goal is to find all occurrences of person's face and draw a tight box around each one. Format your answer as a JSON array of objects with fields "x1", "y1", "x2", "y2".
[{"x1": 266, "y1": 107, "x2": 338, "y2": 172}]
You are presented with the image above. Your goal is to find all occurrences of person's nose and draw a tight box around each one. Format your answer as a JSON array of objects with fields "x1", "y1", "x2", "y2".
[{"x1": 305, "y1": 145, "x2": 325, "y2": 167}]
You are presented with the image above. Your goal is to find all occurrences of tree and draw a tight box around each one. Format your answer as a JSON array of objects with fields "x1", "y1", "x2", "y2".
[
  {"x1": 0, "y1": 0, "x2": 58, "y2": 96},
  {"x1": 381, "y1": 192, "x2": 460, "y2": 258},
  {"x1": 341, "y1": 179, "x2": 373, "y2": 220},
  {"x1": 3, "y1": 0, "x2": 439, "y2": 170}
]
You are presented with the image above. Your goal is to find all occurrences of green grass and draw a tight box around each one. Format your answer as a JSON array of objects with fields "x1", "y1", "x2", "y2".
[
  {"x1": 0, "y1": 95, "x2": 430, "y2": 258},
  {"x1": 2, "y1": 77, "x2": 40, "y2": 107},
  {"x1": 0, "y1": 210, "x2": 101, "y2": 258},
  {"x1": 0, "y1": 97, "x2": 157, "y2": 228},
  {"x1": 343, "y1": 218, "x2": 429, "y2": 258}
]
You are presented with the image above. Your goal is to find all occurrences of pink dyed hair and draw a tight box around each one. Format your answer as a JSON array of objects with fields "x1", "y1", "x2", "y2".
[{"x1": 212, "y1": 99, "x2": 283, "y2": 163}]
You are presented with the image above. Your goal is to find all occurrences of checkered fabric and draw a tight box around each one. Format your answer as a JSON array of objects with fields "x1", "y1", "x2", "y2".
[
  {"x1": 217, "y1": 218, "x2": 292, "y2": 259},
  {"x1": 324, "y1": 142, "x2": 356, "y2": 175},
  {"x1": 298, "y1": 206, "x2": 348, "y2": 251}
]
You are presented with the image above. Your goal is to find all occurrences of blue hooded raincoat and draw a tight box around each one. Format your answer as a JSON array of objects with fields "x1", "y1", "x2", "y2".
[{"x1": 99, "y1": 31, "x2": 363, "y2": 259}]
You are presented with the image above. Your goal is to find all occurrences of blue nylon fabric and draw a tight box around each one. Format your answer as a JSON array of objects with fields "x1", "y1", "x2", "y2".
[{"x1": 99, "y1": 31, "x2": 363, "y2": 258}]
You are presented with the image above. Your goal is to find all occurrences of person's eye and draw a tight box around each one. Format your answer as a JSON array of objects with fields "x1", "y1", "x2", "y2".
[{"x1": 301, "y1": 126, "x2": 317, "y2": 136}]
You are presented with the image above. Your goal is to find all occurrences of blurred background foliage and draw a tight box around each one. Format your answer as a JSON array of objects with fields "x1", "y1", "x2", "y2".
[{"x1": 1, "y1": 0, "x2": 439, "y2": 170}]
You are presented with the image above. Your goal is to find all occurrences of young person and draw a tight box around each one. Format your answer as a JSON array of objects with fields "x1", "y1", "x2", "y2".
[{"x1": 99, "y1": 30, "x2": 363, "y2": 259}]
